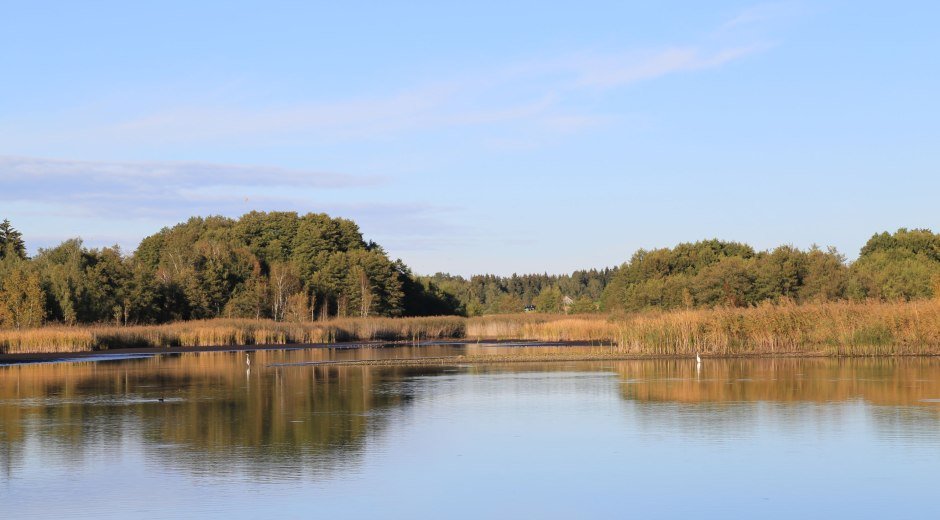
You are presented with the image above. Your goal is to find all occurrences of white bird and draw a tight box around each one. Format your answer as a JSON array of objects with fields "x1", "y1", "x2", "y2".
[
  {"x1": 246, "y1": 353, "x2": 251, "y2": 367},
  {"x1": 696, "y1": 352, "x2": 702, "y2": 364}
]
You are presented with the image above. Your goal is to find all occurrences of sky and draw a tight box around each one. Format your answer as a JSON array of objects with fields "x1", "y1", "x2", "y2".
[{"x1": 1, "y1": 1, "x2": 938, "y2": 276}]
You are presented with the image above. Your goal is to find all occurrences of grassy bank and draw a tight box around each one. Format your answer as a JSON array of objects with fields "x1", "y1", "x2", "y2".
[
  {"x1": 0, "y1": 316, "x2": 466, "y2": 354},
  {"x1": 527, "y1": 299, "x2": 940, "y2": 356},
  {"x1": 471, "y1": 299, "x2": 940, "y2": 355},
  {"x1": 4, "y1": 299, "x2": 940, "y2": 356}
]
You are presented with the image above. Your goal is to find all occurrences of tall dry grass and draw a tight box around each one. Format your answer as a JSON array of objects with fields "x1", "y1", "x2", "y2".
[
  {"x1": 0, "y1": 316, "x2": 466, "y2": 354},
  {"x1": 466, "y1": 313, "x2": 561, "y2": 340},
  {"x1": 607, "y1": 299, "x2": 940, "y2": 356},
  {"x1": 467, "y1": 300, "x2": 940, "y2": 355},
  {"x1": 0, "y1": 328, "x2": 97, "y2": 354},
  {"x1": 5, "y1": 300, "x2": 940, "y2": 356}
]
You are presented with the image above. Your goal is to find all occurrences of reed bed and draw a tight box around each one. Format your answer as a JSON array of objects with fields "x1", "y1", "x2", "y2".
[
  {"x1": 466, "y1": 301, "x2": 940, "y2": 355},
  {"x1": 329, "y1": 316, "x2": 466, "y2": 342},
  {"x1": 0, "y1": 316, "x2": 466, "y2": 354},
  {"x1": 0, "y1": 328, "x2": 97, "y2": 354},
  {"x1": 608, "y1": 299, "x2": 940, "y2": 356},
  {"x1": 466, "y1": 313, "x2": 560, "y2": 340},
  {"x1": 5, "y1": 300, "x2": 940, "y2": 356}
]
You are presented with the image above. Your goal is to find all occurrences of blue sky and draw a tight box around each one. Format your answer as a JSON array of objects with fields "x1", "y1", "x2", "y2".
[{"x1": 1, "y1": 1, "x2": 937, "y2": 275}]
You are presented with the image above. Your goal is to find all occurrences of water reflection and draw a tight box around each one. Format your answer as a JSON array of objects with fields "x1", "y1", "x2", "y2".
[
  {"x1": 2, "y1": 347, "x2": 940, "y2": 518},
  {"x1": 1, "y1": 351, "x2": 438, "y2": 483}
]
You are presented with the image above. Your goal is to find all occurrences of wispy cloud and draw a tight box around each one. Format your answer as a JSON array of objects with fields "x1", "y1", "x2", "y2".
[
  {"x1": 66, "y1": 43, "x2": 755, "y2": 147},
  {"x1": 0, "y1": 155, "x2": 380, "y2": 187},
  {"x1": 0, "y1": 155, "x2": 383, "y2": 218},
  {"x1": 569, "y1": 44, "x2": 767, "y2": 89},
  {"x1": 1, "y1": 9, "x2": 777, "y2": 152},
  {"x1": 0, "y1": 156, "x2": 469, "y2": 256},
  {"x1": 107, "y1": 86, "x2": 455, "y2": 143},
  {"x1": 715, "y1": 2, "x2": 801, "y2": 35},
  {"x1": 0, "y1": 4, "x2": 791, "y2": 261}
]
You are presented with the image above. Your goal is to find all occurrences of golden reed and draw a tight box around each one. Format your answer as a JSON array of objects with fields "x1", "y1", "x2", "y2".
[
  {"x1": 4, "y1": 300, "x2": 940, "y2": 356},
  {"x1": 0, "y1": 316, "x2": 466, "y2": 354},
  {"x1": 471, "y1": 299, "x2": 940, "y2": 355}
]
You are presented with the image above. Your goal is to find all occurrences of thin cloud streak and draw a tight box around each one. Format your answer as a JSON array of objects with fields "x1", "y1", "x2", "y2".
[
  {"x1": 20, "y1": 10, "x2": 772, "y2": 150},
  {"x1": 103, "y1": 42, "x2": 758, "y2": 143},
  {"x1": 0, "y1": 155, "x2": 385, "y2": 218},
  {"x1": 716, "y1": 2, "x2": 801, "y2": 34},
  {"x1": 0, "y1": 155, "x2": 382, "y2": 188},
  {"x1": 0, "y1": 155, "x2": 466, "y2": 253},
  {"x1": 1, "y1": 4, "x2": 788, "y2": 267},
  {"x1": 570, "y1": 44, "x2": 767, "y2": 89}
]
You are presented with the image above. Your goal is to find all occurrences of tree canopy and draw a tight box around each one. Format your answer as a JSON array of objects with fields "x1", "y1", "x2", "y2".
[
  {"x1": 1, "y1": 217, "x2": 939, "y2": 329},
  {"x1": 0, "y1": 219, "x2": 27, "y2": 261}
]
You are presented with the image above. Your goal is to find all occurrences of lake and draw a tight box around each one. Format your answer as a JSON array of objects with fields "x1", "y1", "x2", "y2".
[{"x1": 2, "y1": 345, "x2": 940, "y2": 519}]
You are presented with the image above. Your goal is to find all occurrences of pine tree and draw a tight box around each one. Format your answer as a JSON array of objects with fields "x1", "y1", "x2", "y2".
[{"x1": 0, "y1": 219, "x2": 27, "y2": 260}]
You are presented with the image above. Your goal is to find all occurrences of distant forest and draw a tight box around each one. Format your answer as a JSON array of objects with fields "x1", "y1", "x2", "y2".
[{"x1": 1, "y1": 212, "x2": 939, "y2": 329}]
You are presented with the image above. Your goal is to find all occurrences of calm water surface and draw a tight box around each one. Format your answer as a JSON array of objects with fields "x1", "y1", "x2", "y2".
[{"x1": 2, "y1": 345, "x2": 940, "y2": 519}]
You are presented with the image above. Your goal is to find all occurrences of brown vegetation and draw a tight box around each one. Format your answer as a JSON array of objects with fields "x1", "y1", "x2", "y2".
[
  {"x1": 0, "y1": 316, "x2": 465, "y2": 354},
  {"x1": 4, "y1": 299, "x2": 940, "y2": 356},
  {"x1": 465, "y1": 299, "x2": 940, "y2": 355}
]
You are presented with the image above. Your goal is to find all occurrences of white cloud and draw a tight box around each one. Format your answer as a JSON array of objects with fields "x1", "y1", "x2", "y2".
[
  {"x1": 715, "y1": 2, "x2": 801, "y2": 35},
  {"x1": 0, "y1": 155, "x2": 383, "y2": 218},
  {"x1": 0, "y1": 159, "x2": 466, "y2": 257},
  {"x1": 570, "y1": 45, "x2": 766, "y2": 89},
  {"x1": 0, "y1": 155, "x2": 379, "y2": 187},
  {"x1": 0, "y1": 14, "x2": 773, "y2": 152},
  {"x1": 114, "y1": 40, "x2": 758, "y2": 141}
]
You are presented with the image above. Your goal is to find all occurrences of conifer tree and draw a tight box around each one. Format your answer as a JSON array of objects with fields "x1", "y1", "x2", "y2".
[{"x1": 0, "y1": 219, "x2": 27, "y2": 260}]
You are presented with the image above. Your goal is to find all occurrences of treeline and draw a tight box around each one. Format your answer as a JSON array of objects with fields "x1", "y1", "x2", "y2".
[
  {"x1": 419, "y1": 270, "x2": 617, "y2": 315},
  {"x1": 3, "y1": 213, "x2": 940, "y2": 330},
  {"x1": 0, "y1": 213, "x2": 458, "y2": 329},
  {"x1": 410, "y1": 229, "x2": 940, "y2": 315},
  {"x1": 601, "y1": 230, "x2": 940, "y2": 312}
]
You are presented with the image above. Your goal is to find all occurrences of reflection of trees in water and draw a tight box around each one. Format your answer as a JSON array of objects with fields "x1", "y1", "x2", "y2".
[
  {"x1": 430, "y1": 358, "x2": 940, "y2": 442},
  {"x1": 4, "y1": 353, "x2": 940, "y2": 479},
  {"x1": 617, "y1": 397, "x2": 940, "y2": 446},
  {"x1": 0, "y1": 351, "x2": 450, "y2": 480},
  {"x1": 143, "y1": 365, "x2": 440, "y2": 482},
  {"x1": 610, "y1": 357, "x2": 940, "y2": 406},
  {"x1": 610, "y1": 358, "x2": 940, "y2": 441},
  {"x1": 862, "y1": 402, "x2": 940, "y2": 445},
  {"x1": 0, "y1": 430, "x2": 17, "y2": 480}
]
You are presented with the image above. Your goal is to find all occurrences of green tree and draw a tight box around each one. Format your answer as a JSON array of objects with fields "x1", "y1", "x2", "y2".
[
  {"x1": 850, "y1": 229, "x2": 940, "y2": 301},
  {"x1": 492, "y1": 293, "x2": 524, "y2": 314},
  {"x1": 85, "y1": 246, "x2": 132, "y2": 324},
  {"x1": 860, "y1": 228, "x2": 940, "y2": 262},
  {"x1": 0, "y1": 262, "x2": 44, "y2": 329},
  {"x1": 693, "y1": 256, "x2": 755, "y2": 307},
  {"x1": 801, "y1": 246, "x2": 848, "y2": 302},
  {"x1": 534, "y1": 286, "x2": 563, "y2": 313},
  {"x1": 224, "y1": 274, "x2": 269, "y2": 319},
  {"x1": 0, "y1": 219, "x2": 27, "y2": 261},
  {"x1": 269, "y1": 261, "x2": 300, "y2": 321},
  {"x1": 849, "y1": 250, "x2": 940, "y2": 300},
  {"x1": 34, "y1": 239, "x2": 90, "y2": 324},
  {"x1": 568, "y1": 297, "x2": 598, "y2": 314}
]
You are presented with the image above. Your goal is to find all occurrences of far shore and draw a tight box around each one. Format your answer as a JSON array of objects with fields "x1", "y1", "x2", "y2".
[
  {"x1": 4, "y1": 338, "x2": 935, "y2": 366},
  {"x1": 5, "y1": 299, "x2": 940, "y2": 358},
  {"x1": 0, "y1": 339, "x2": 599, "y2": 364}
]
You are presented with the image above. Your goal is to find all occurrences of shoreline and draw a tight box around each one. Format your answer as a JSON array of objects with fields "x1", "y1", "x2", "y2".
[
  {"x1": 3, "y1": 339, "x2": 936, "y2": 366},
  {"x1": 0, "y1": 339, "x2": 599, "y2": 364},
  {"x1": 6, "y1": 300, "x2": 940, "y2": 360}
]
